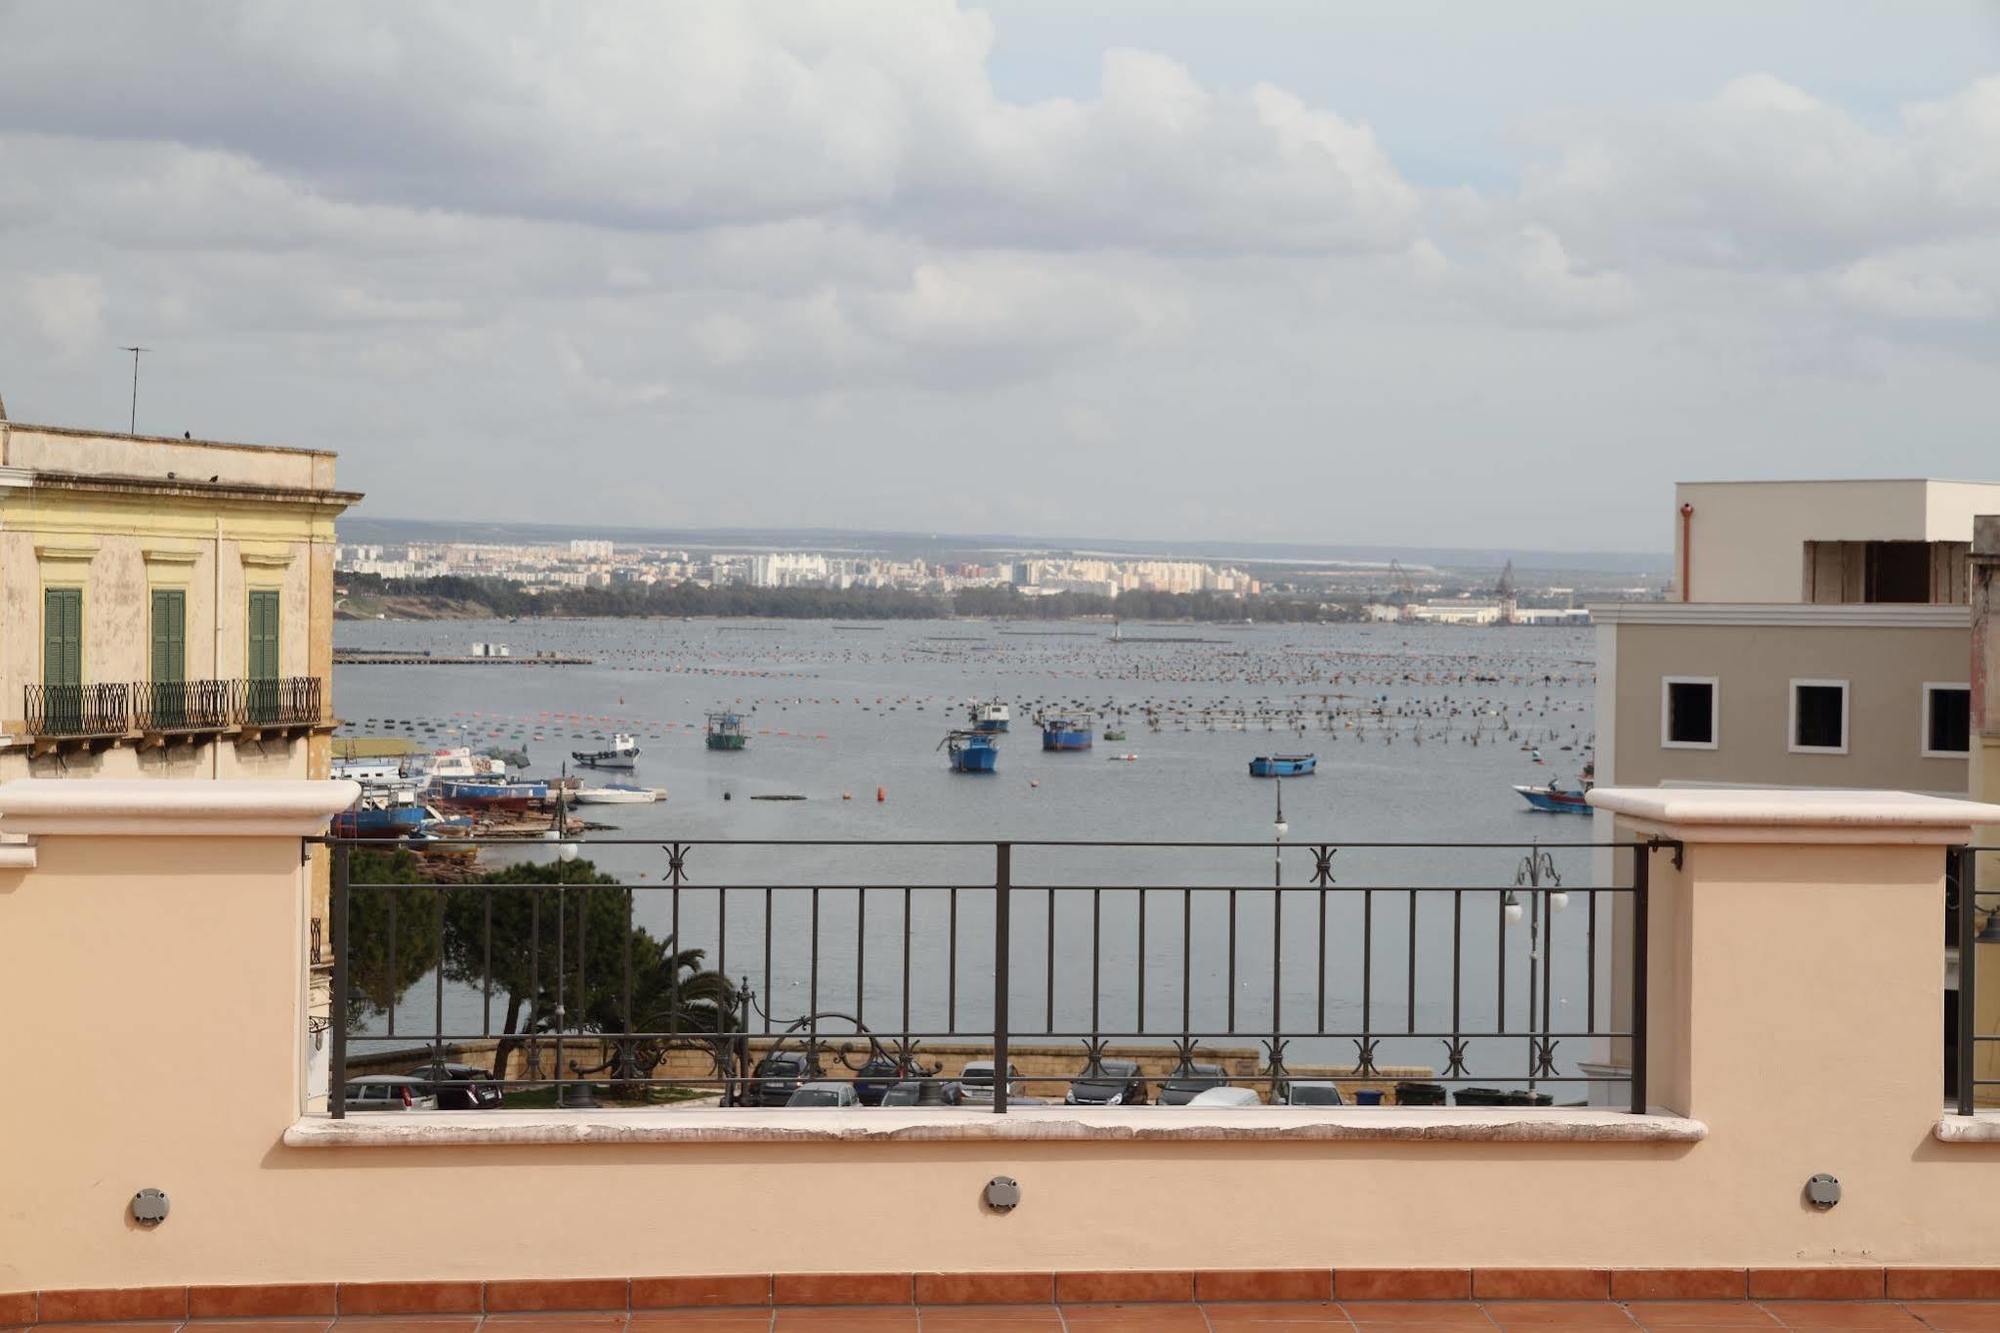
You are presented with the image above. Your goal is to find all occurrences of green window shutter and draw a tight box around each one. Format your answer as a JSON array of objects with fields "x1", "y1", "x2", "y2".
[
  {"x1": 43, "y1": 588, "x2": 82, "y2": 687},
  {"x1": 248, "y1": 590, "x2": 280, "y2": 680},
  {"x1": 151, "y1": 590, "x2": 185, "y2": 683}
]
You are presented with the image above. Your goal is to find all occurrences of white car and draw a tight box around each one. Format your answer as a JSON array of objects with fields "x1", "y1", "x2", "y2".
[
  {"x1": 786, "y1": 1080, "x2": 859, "y2": 1108},
  {"x1": 1185, "y1": 1086, "x2": 1261, "y2": 1108}
]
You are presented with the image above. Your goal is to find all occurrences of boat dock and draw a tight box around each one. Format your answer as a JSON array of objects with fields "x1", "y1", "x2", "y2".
[{"x1": 334, "y1": 649, "x2": 593, "y2": 666}]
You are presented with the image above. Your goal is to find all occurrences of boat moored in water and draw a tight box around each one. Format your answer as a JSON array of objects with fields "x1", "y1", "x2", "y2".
[
  {"x1": 705, "y1": 711, "x2": 749, "y2": 751},
  {"x1": 431, "y1": 778, "x2": 551, "y2": 811},
  {"x1": 572, "y1": 732, "x2": 640, "y2": 770},
  {"x1": 968, "y1": 700, "x2": 1010, "y2": 733},
  {"x1": 1512, "y1": 779, "x2": 1593, "y2": 815},
  {"x1": 570, "y1": 783, "x2": 667, "y2": 805},
  {"x1": 1040, "y1": 715, "x2": 1093, "y2": 750},
  {"x1": 1249, "y1": 754, "x2": 1317, "y2": 777},
  {"x1": 942, "y1": 729, "x2": 999, "y2": 773}
]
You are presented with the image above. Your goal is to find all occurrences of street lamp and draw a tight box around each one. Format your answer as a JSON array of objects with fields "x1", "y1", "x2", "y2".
[
  {"x1": 1506, "y1": 842, "x2": 1566, "y2": 1092},
  {"x1": 1272, "y1": 777, "x2": 1288, "y2": 887}
]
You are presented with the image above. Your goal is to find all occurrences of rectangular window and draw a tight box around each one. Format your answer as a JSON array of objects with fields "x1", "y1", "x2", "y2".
[
  {"x1": 247, "y1": 589, "x2": 280, "y2": 723},
  {"x1": 1790, "y1": 680, "x2": 1849, "y2": 754},
  {"x1": 1661, "y1": 676, "x2": 1717, "y2": 749},
  {"x1": 43, "y1": 587, "x2": 83, "y2": 733},
  {"x1": 151, "y1": 589, "x2": 187, "y2": 728},
  {"x1": 1925, "y1": 683, "x2": 1972, "y2": 758}
]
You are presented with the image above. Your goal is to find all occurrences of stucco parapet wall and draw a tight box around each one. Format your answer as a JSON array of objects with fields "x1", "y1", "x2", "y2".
[
  {"x1": 0, "y1": 778, "x2": 358, "y2": 837},
  {"x1": 1588, "y1": 786, "x2": 2000, "y2": 845},
  {"x1": 1934, "y1": 1114, "x2": 2000, "y2": 1143},
  {"x1": 1588, "y1": 602, "x2": 1969, "y2": 629},
  {"x1": 284, "y1": 1106, "x2": 1707, "y2": 1148}
]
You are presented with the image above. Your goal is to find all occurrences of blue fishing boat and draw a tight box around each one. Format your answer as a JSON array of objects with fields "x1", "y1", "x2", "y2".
[
  {"x1": 1249, "y1": 754, "x2": 1317, "y2": 777},
  {"x1": 942, "y1": 730, "x2": 999, "y2": 773},
  {"x1": 969, "y1": 700, "x2": 1010, "y2": 733},
  {"x1": 332, "y1": 799, "x2": 428, "y2": 840},
  {"x1": 1512, "y1": 780, "x2": 1593, "y2": 815},
  {"x1": 1041, "y1": 716, "x2": 1093, "y2": 751},
  {"x1": 432, "y1": 778, "x2": 550, "y2": 811}
]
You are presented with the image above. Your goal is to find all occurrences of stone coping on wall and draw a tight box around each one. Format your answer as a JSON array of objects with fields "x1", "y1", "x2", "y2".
[
  {"x1": 1933, "y1": 1112, "x2": 2000, "y2": 1142},
  {"x1": 0, "y1": 778, "x2": 358, "y2": 836},
  {"x1": 285, "y1": 1105, "x2": 1707, "y2": 1148},
  {"x1": 1589, "y1": 786, "x2": 2000, "y2": 844}
]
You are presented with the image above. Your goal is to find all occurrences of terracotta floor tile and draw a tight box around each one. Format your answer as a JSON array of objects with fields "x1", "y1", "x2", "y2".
[
  {"x1": 1059, "y1": 1304, "x2": 1212, "y2": 1330},
  {"x1": 329, "y1": 1321, "x2": 485, "y2": 1333},
  {"x1": 1623, "y1": 1303, "x2": 1782, "y2": 1328},
  {"x1": 1203, "y1": 1302, "x2": 1355, "y2": 1327},
  {"x1": 914, "y1": 1306, "x2": 1064, "y2": 1330},
  {"x1": 1759, "y1": 1306, "x2": 1925, "y2": 1331},
  {"x1": 1481, "y1": 1305, "x2": 1637, "y2": 1330},
  {"x1": 26, "y1": 1324, "x2": 186, "y2": 1333},
  {"x1": 478, "y1": 1318, "x2": 630, "y2": 1333},
  {"x1": 184, "y1": 1323, "x2": 334, "y2": 1333},
  {"x1": 771, "y1": 1309, "x2": 918, "y2": 1331},
  {"x1": 626, "y1": 1314, "x2": 773, "y2": 1331},
  {"x1": 1344, "y1": 1303, "x2": 1498, "y2": 1330},
  {"x1": 1907, "y1": 1306, "x2": 2000, "y2": 1332}
]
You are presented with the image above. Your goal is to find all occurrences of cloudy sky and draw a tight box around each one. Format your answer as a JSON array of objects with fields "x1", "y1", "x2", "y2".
[{"x1": 1, "y1": 1, "x2": 1996, "y2": 552}]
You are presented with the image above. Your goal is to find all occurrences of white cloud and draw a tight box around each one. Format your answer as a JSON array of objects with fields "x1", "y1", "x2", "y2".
[{"x1": 20, "y1": 271, "x2": 107, "y2": 357}]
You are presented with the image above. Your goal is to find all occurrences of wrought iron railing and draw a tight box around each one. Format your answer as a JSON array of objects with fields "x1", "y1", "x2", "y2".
[
  {"x1": 1952, "y1": 846, "x2": 1998, "y2": 1114},
  {"x1": 326, "y1": 837, "x2": 1666, "y2": 1118},
  {"x1": 23, "y1": 682, "x2": 129, "y2": 737},
  {"x1": 27, "y1": 676, "x2": 324, "y2": 738}
]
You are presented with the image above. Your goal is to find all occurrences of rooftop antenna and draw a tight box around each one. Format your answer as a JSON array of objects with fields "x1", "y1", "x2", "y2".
[{"x1": 118, "y1": 346, "x2": 149, "y2": 435}]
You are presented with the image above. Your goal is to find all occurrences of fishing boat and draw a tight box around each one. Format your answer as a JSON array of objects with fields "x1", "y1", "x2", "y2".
[
  {"x1": 1512, "y1": 778, "x2": 1593, "y2": 815},
  {"x1": 705, "y1": 711, "x2": 749, "y2": 751},
  {"x1": 1249, "y1": 754, "x2": 1317, "y2": 777},
  {"x1": 1041, "y1": 716, "x2": 1093, "y2": 751},
  {"x1": 1103, "y1": 729, "x2": 1128, "y2": 742},
  {"x1": 331, "y1": 788, "x2": 429, "y2": 839},
  {"x1": 968, "y1": 700, "x2": 1010, "y2": 733},
  {"x1": 572, "y1": 732, "x2": 640, "y2": 769},
  {"x1": 941, "y1": 730, "x2": 999, "y2": 773},
  {"x1": 570, "y1": 783, "x2": 667, "y2": 805},
  {"x1": 431, "y1": 778, "x2": 551, "y2": 811}
]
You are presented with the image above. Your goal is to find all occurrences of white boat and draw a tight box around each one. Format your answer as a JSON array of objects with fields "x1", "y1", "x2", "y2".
[
  {"x1": 419, "y1": 747, "x2": 509, "y2": 782},
  {"x1": 570, "y1": 783, "x2": 666, "y2": 805},
  {"x1": 572, "y1": 732, "x2": 640, "y2": 770},
  {"x1": 968, "y1": 701, "x2": 1010, "y2": 733}
]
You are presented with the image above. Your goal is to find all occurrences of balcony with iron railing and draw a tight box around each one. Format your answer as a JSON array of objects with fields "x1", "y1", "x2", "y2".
[{"x1": 21, "y1": 675, "x2": 324, "y2": 748}]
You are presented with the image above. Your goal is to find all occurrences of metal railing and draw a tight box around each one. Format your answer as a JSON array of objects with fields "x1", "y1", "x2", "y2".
[
  {"x1": 23, "y1": 682, "x2": 129, "y2": 737},
  {"x1": 326, "y1": 836, "x2": 1666, "y2": 1118},
  {"x1": 1953, "y1": 845, "x2": 1996, "y2": 1115},
  {"x1": 25, "y1": 676, "x2": 323, "y2": 738}
]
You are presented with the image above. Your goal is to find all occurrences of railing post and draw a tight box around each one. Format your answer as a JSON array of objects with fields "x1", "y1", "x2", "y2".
[
  {"x1": 993, "y1": 841, "x2": 1011, "y2": 1115},
  {"x1": 329, "y1": 841, "x2": 349, "y2": 1119},
  {"x1": 1959, "y1": 844, "x2": 1978, "y2": 1116},
  {"x1": 1630, "y1": 841, "x2": 1651, "y2": 1116}
]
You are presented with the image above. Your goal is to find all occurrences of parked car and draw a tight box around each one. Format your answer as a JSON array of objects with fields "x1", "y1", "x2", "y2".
[
  {"x1": 878, "y1": 1081, "x2": 924, "y2": 1107},
  {"x1": 342, "y1": 1076, "x2": 440, "y2": 1111},
  {"x1": 1065, "y1": 1058, "x2": 1148, "y2": 1106},
  {"x1": 954, "y1": 1060, "x2": 1021, "y2": 1106},
  {"x1": 786, "y1": 1081, "x2": 859, "y2": 1108},
  {"x1": 1186, "y1": 1086, "x2": 1261, "y2": 1108},
  {"x1": 1281, "y1": 1080, "x2": 1344, "y2": 1107},
  {"x1": 880, "y1": 1077, "x2": 957, "y2": 1107},
  {"x1": 1158, "y1": 1062, "x2": 1228, "y2": 1106},
  {"x1": 852, "y1": 1055, "x2": 906, "y2": 1106},
  {"x1": 404, "y1": 1063, "x2": 502, "y2": 1109},
  {"x1": 748, "y1": 1051, "x2": 816, "y2": 1107}
]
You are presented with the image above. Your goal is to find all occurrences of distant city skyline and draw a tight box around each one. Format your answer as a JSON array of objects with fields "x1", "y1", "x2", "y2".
[{"x1": 2, "y1": 2, "x2": 1996, "y2": 547}]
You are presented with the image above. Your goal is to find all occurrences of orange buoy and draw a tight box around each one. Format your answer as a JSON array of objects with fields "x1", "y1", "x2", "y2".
[{"x1": 876, "y1": 785, "x2": 886, "y2": 802}]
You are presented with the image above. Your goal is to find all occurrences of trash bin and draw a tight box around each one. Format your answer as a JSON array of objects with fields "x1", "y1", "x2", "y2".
[
  {"x1": 1354, "y1": 1089, "x2": 1383, "y2": 1106},
  {"x1": 1453, "y1": 1086, "x2": 1506, "y2": 1106},
  {"x1": 1501, "y1": 1089, "x2": 1554, "y2": 1107},
  {"x1": 1394, "y1": 1081, "x2": 1447, "y2": 1106}
]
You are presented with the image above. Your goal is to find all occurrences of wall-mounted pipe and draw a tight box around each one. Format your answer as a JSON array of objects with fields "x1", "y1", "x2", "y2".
[{"x1": 1679, "y1": 502, "x2": 1694, "y2": 602}]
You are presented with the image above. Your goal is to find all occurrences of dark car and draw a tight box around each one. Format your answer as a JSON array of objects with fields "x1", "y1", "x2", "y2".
[
  {"x1": 852, "y1": 1055, "x2": 907, "y2": 1106},
  {"x1": 880, "y1": 1077, "x2": 958, "y2": 1108},
  {"x1": 1158, "y1": 1062, "x2": 1227, "y2": 1106},
  {"x1": 405, "y1": 1063, "x2": 503, "y2": 1110},
  {"x1": 1065, "y1": 1057, "x2": 1148, "y2": 1106},
  {"x1": 748, "y1": 1051, "x2": 816, "y2": 1107},
  {"x1": 1278, "y1": 1079, "x2": 1344, "y2": 1107}
]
